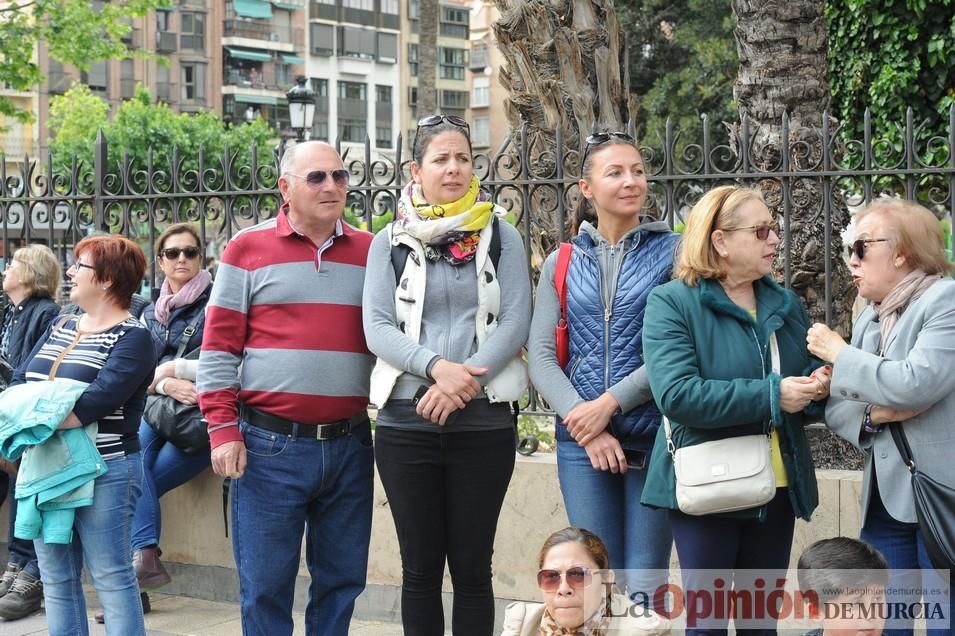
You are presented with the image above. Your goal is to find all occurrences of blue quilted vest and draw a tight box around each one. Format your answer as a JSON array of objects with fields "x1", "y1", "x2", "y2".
[{"x1": 557, "y1": 228, "x2": 679, "y2": 449}]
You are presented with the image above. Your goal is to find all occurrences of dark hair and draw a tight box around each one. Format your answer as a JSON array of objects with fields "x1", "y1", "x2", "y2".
[
  {"x1": 537, "y1": 527, "x2": 610, "y2": 570},
  {"x1": 573, "y1": 137, "x2": 644, "y2": 235},
  {"x1": 155, "y1": 223, "x2": 202, "y2": 257},
  {"x1": 412, "y1": 119, "x2": 472, "y2": 164},
  {"x1": 73, "y1": 236, "x2": 147, "y2": 310},
  {"x1": 797, "y1": 537, "x2": 889, "y2": 603}
]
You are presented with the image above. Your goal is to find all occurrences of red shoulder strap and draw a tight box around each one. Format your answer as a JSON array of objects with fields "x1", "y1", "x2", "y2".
[{"x1": 554, "y1": 242, "x2": 572, "y2": 321}]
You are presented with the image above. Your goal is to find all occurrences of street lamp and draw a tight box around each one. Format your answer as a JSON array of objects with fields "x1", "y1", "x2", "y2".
[{"x1": 286, "y1": 76, "x2": 315, "y2": 142}]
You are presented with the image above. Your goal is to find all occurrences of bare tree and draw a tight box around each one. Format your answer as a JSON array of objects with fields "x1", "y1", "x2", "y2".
[
  {"x1": 733, "y1": 0, "x2": 855, "y2": 335},
  {"x1": 417, "y1": 0, "x2": 439, "y2": 117}
]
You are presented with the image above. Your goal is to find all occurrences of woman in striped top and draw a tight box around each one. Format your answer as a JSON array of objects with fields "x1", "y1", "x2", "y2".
[{"x1": 12, "y1": 236, "x2": 156, "y2": 636}]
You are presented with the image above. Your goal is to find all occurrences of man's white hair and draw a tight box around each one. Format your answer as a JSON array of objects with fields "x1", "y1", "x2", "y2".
[{"x1": 279, "y1": 141, "x2": 338, "y2": 178}]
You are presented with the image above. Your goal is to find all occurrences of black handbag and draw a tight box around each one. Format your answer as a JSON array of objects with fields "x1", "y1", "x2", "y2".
[
  {"x1": 890, "y1": 423, "x2": 955, "y2": 572},
  {"x1": 143, "y1": 314, "x2": 209, "y2": 455}
]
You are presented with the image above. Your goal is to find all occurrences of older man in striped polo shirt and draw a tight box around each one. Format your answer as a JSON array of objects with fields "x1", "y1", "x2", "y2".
[{"x1": 198, "y1": 141, "x2": 374, "y2": 636}]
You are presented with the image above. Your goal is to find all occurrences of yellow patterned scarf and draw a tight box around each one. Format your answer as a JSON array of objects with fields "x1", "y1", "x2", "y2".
[
  {"x1": 539, "y1": 597, "x2": 611, "y2": 636},
  {"x1": 396, "y1": 176, "x2": 495, "y2": 264}
]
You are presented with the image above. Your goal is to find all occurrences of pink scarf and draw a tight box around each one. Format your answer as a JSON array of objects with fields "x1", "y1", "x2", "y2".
[
  {"x1": 154, "y1": 270, "x2": 212, "y2": 326},
  {"x1": 874, "y1": 270, "x2": 940, "y2": 350}
]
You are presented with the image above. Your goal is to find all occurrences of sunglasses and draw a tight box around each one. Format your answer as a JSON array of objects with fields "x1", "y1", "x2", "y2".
[
  {"x1": 287, "y1": 169, "x2": 350, "y2": 188},
  {"x1": 537, "y1": 566, "x2": 594, "y2": 592},
  {"x1": 582, "y1": 131, "x2": 635, "y2": 165},
  {"x1": 160, "y1": 246, "x2": 202, "y2": 260},
  {"x1": 413, "y1": 114, "x2": 470, "y2": 150},
  {"x1": 722, "y1": 222, "x2": 780, "y2": 241},
  {"x1": 847, "y1": 238, "x2": 890, "y2": 260}
]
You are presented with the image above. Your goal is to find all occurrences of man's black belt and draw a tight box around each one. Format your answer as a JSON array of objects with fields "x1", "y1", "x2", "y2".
[{"x1": 239, "y1": 404, "x2": 363, "y2": 440}]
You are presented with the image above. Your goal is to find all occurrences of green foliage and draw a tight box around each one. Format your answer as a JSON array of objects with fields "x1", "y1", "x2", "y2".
[
  {"x1": 0, "y1": 0, "x2": 171, "y2": 124},
  {"x1": 826, "y1": 0, "x2": 955, "y2": 167},
  {"x1": 49, "y1": 84, "x2": 276, "y2": 177},
  {"x1": 618, "y1": 0, "x2": 738, "y2": 146},
  {"x1": 344, "y1": 208, "x2": 393, "y2": 233},
  {"x1": 517, "y1": 414, "x2": 554, "y2": 450}
]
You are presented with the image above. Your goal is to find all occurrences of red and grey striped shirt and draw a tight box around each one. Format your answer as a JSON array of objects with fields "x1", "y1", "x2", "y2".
[{"x1": 197, "y1": 206, "x2": 374, "y2": 448}]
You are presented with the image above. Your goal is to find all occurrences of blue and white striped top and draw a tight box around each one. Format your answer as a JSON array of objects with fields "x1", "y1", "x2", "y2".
[{"x1": 13, "y1": 315, "x2": 156, "y2": 459}]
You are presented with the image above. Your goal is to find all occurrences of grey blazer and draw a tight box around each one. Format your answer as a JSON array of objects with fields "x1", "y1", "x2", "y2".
[{"x1": 826, "y1": 277, "x2": 955, "y2": 524}]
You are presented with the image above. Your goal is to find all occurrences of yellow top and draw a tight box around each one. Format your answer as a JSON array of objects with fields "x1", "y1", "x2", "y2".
[{"x1": 750, "y1": 310, "x2": 787, "y2": 488}]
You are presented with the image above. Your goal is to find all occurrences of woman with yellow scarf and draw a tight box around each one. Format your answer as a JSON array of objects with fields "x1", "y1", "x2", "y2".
[{"x1": 363, "y1": 115, "x2": 531, "y2": 636}]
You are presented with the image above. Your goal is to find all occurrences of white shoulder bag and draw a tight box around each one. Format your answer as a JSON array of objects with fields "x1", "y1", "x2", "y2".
[{"x1": 664, "y1": 333, "x2": 780, "y2": 515}]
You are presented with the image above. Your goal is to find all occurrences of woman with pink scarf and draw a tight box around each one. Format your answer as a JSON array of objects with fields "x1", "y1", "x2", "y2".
[{"x1": 119, "y1": 223, "x2": 213, "y2": 619}]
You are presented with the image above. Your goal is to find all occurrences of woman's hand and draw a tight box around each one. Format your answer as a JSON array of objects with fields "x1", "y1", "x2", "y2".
[
  {"x1": 564, "y1": 392, "x2": 619, "y2": 446},
  {"x1": 870, "y1": 405, "x2": 925, "y2": 425},
  {"x1": 58, "y1": 411, "x2": 83, "y2": 430},
  {"x1": 780, "y1": 376, "x2": 818, "y2": 413},
  {"x1": 806, "y1": 323, "x2": 848, "y2": 364},
  {"x1": 149, "y1": 361, "x2": 177, "y2": 393},
  {"x1": 164, "y1": 378, "x2": 198, "y2": 405},
  {"x1": 430, "y1": 359, "x2": 487, "y2": 405},
  {"x1": 582, "y1": 431, "x2": 627, "y2": 474},
  {"x1": 415, "y1": 385, "x2": 461, "y2": 426},
  {"x1": 810, "y1": 365, "x2": 832, "y2": 401}
]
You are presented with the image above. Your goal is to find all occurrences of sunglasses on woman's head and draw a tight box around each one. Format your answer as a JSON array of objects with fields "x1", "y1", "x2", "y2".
[
  {"x1": 287, "y1": 169, "x2": 350, "y2": 188},
  {"x1": 582, "y1": 131, "x2": 635, "y2": 164},
  {"x1": 847, "y1": 238, "x2": 891, "y2": 260},
  {"x1": 721, "y1": 222, "x2": 780, "y2": 241},
  {"x1": 160, "y1": 246, "x2": 202, "y2": 260},
  {"x1": 413, "y1": 114, "x2": 470, "y2": 152},
  {"x1": 537, "y1": 566, "x2": 593, "y2": 592}
]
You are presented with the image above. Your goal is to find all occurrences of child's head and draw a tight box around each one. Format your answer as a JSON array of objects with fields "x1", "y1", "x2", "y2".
[{"x1": 797, "y1": 537, "x2": 889, "y2": 636}]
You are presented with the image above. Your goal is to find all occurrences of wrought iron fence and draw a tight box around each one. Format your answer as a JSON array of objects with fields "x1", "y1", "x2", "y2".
[{"x1": 1, "y1": 107, "x2": 953, "y2": 418}]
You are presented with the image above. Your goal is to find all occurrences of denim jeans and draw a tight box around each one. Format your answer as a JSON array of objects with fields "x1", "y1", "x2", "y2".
[
  {"x1": 374, "y1": 426, "x2": 516, "y2": 636},
  {"x1": 35, "y1": 452, "x2": 145, "y2": 636},
  {"x1": 232, "y1": 419, "x2": 374, "y2": 636},
  {"x1": 6, "y1": 475, "x2": 39, "y2": 578},
  {"x1": 861, "y1": 479, "x2": 953, "y2": 636},
  {"x1": 132, "y1": 420, "x2": 210, "y2": 550},
  {"x1": 557, "y1": 440, "x2": 672, "y2": 601}
]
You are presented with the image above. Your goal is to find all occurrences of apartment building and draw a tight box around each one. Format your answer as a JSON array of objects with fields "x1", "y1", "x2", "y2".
[
  {"x1": 305, "y1": 0, "x2": 401, "y2": 155},
  {"x1": 0, "y1": 89, "x2": 39, "y2": 175},
  {"x1": 468, "y1": 0, "x2": 509, "y2": 154},
  {"x1": 400, "y1": 0, "x2": 472, "y2": 154}
]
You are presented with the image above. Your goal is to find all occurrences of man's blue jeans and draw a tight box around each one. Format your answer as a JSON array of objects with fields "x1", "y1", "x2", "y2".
[
  {"x1": 34, "y1": 452, "x2": 146, "y2": 636},
  {"x1": 557, "y1": 440, "x2": 672, "y2": 601},
  {"x1": 132, "y1": 420, "x2": 210, "y2": 550},
  {"x1": 232, "y1": 419, "x2": 374, "y2": 636}
]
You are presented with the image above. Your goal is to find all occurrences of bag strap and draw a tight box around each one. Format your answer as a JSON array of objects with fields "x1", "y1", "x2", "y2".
[
  {"x1": 175, "y1": 309, "x2": 204, "y2": 360},
  {"x1": 46, "y1": 314, "x2": 77, "y2": 381},
  {"x1": 555, "y1": 242, "x2": 572, "y2": 322},
  {"x1": 889, "y1": 422, "x2": 917, "y2": 474}
]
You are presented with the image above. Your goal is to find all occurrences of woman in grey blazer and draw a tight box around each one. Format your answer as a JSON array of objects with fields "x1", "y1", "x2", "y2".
[{"x1": 806, "y1": 198, "x2": 954, "y2": 636}]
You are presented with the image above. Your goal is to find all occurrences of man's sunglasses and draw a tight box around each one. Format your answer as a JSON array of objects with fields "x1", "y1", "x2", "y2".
[
  {"x1": 722, "y1": 222, "x2": 780, "y2": 241},
  {"x1": 537, "y1": 566, "x2": 594, "y2": 592},
  {"x1": 413, "y1": 114, "x2": 470, "y2": 150},
  {"x1": 160, "y1": 246, "x2": 202, "y2": 260},
  {"x1": 582, "y1": 131, "x2": 635, "y2": 165},
  {"x1": 847, "y1": 238, "x2": 890, "y2": 260},
  {"x1": 287, "y1": 169, "x2": 350, "y2": 188}
]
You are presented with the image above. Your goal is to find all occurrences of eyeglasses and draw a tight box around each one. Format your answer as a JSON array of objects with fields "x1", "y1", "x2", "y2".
[
  {"x1": 286, "y1": 169, "x2": 350, "y2": 188},
  {"x1": 582, "y1": 131, "x2": 635, "y2": 165},
  {"x1": 537, "y1": 566, "x2": 594, "y2": 592},
  {"x1": 413, "y1": 114, "x2": 470, "y2": 152},
  {"x1": 69, "y1": 261, "x2": 95, "y2": 273},
  {"x1": 160, "y1": 246, "x2": 202, "y2": 260},
  {"x1": 722, "y1": 222, "x2": 780, "y2": 241},
  {"x1": 848, "y1": 238, "x2": 891, "y2": 260}
]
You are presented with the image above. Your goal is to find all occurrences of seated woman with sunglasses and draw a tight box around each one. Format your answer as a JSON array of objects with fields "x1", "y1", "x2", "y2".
[
  {"x1": 363, "y1": 114, "x2": 531, "y2": 636},
  {"x1": 641, "y1": 185, "x2": 826, "y2": 634},
  {"x1": 501, "y1": 527, "x2": 669, "y2": 635},
  {"x1": 808, "y1": 199, "x2": 955, "y2": 635},
  {"x1": 528, "y1": 131, "x2": 677, "y2": 602},
  {"x1": 122, "y1": 224, "x2": 213, "y2": 615}
]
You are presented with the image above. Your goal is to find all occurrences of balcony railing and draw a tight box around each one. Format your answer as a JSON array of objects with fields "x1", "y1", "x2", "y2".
[
  {"x1": 224, "y1": 64, "x2": 294, "y2": 92},
  {"x1": 156, "y1": 81, "x2": 177, "y2": 103},
  {"x1": 156, "y1": 31, "x2": 178, "y2": 52},
  {"x1": 375, "y1": 101, "x2": 391, "y2": 122},
  {"x1": 223, "y1": 21, "x2": 305, "y2": 47},
  {"x1": 47, "y1": 71, "x2": 73, "y2": 95},
  {"x1": 337, "y1": 98, "x2": 368, "y2": 118}
]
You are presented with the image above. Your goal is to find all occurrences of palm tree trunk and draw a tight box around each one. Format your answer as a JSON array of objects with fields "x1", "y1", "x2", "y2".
[{"x1": 417, "y1": 0, "x2": 439, "y2": 117}]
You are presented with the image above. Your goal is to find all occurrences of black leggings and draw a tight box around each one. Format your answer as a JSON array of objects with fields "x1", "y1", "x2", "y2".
[{"x1": 375, "y1": 426, "x2": 516, "y2": 636}]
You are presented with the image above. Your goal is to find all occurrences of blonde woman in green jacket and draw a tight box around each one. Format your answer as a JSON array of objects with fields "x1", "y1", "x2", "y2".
[{"x1": 640, "y1": 186, "x2": 827, "y2": 635}]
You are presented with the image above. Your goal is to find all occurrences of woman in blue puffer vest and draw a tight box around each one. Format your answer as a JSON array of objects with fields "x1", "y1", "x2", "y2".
[{"x1": 528, "y1": 132, "x2": 679, "y2": 603}]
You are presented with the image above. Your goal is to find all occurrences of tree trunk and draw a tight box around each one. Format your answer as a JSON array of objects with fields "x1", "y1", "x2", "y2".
[
  {"x1": 492, "y1": 0, "x2": 634, "y2": 261},
  {"x1": 417, "y1": 0, "x2": 439, "y2": 117},
  {"x1": 732, "y1": 0, "x2": 855, "y2": 336}
]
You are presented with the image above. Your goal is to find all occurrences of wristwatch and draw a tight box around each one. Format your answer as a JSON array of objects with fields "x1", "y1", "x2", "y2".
[{"x1": 862, "y1": 403, "x2": 883, "y2": 433}]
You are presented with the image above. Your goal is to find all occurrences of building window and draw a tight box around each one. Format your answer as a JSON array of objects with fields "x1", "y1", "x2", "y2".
[
  {"x1": 377, "y1": 32, "x2": 397, "y2": 63},
  {"x1": 440, "y1": 89, "x2": 467, "y2": 110},
  {"x1": 313, "y1": 78, "x2": 329, "y2": 97},
  {"x1": 439, "y1": 47, "x2": 466, "y2": 80},
  {"x1": 156, "y1": 9, "x2": 171, "y2": 32},
  {"x1": 338, "y1": 27, "x2": 376, "y2": 59},
  {"x1": 340, "y1": 118, "x2": 366, "y2": 142},
  {"x1": 156, "y1": 64, "x2": 173, "y2": 102},
  {"x1": 120, "y1": 59, "x2": 136, "y2": 99},
  {"x1": 181, "y1": 63, "x2": 206, "y2": 102},
  {"x1": 380, "y1": 0, "x2": 398, "y2": 15},
  {"x1": 82, "y1": 62, "x2": 108, "y2": 92},
  {"x1": 408, "y1": 43, "x2": 418, "y2": 77},
  {"x1": 313, "y1": 120, "x2": 329, "y2": 141},
  {"x1": 470, "y1": 43, "x2": 488, "y2": 70},
  {"x1": 408, "y1": 86, "x2": 417, "y2": 107},
  {"x1": 180, "y1": 12, "x2": 205, "y2": 50},
  {"x1": 408, "y1": 0, "x2": 418, "y2": 19},
  {"x1": 472, "y1": 76, "x2": 489, "y2": 108},
  {"x1": 376, "y1": 85, "x2": 392, "y2": 104},
  {"x1": 376, "y1": 127, "x2": 393, "y2": 148},
  {"x1": 338, "y1": 80, "x2": 367, "y2": 100},
  {"x1": 440, "y1": 6, "x2": 468, "y2": 38},
  {"x1": 342, "y1": 0, "x2": 374, "y2": 10},
  {"x1": 473, "y1": 116, "x2": 490, "y2": 147},
  {"x1": 311, "y1": 23, "x2": 334, "y2": 56}
]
